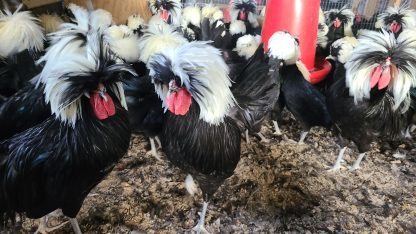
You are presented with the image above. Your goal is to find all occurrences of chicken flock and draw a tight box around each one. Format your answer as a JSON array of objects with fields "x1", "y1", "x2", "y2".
[{"x1": 1, "y1": 0, "x2": 416, "y2": 233}]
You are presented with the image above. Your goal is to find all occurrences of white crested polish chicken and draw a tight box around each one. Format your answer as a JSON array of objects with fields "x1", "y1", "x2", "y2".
[
  {"x1": 327, "y1": 29, "x2": 416, "y2": 171},
  {"x1": 0, "y1": 3, "x2": 44, "y2": 98},
  {"x1": 324, "y1": 6, "x2": 355, "y2": 55},
  {"x1": 148, "y1": 0, "x2": 182, "y2": 26},
  {"x1": 0, "y1": 3, "x2": 112, "y2": 141},
  {"x1": 146, "y1": 32, "x2": 281, "y2": 232},
  {"x1": 180, "y1": 5, "x2": 202, "y2": 41},
  {"x1": 230, "y1": 0, "x2": 260, "y2": 35},
  {"x1": 270, "y1": 32, "x2": 332, "y2": 144},
  {"x1": 375, "y1": 5, "x2": 416, "y2": 38},
  {"x1": 316, "y1": 7, "x2": 329, "y2": 59},
  {"x1": 0, "y1": 28, "x2": 135, "y2": 234},
  {"x1": 124, "y1": 17, "x2": 187, "y2": 159}
]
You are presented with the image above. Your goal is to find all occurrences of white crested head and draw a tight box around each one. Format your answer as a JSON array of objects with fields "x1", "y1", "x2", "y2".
[
  {"x1": 325, "y1": 6, "x2": 355, "y2": 36},
  {"x1": 377, "y1": 5, "x2": 416, "y2": 34},
  {"x1": 268, "y1": 31, "x2": 300, "y2": 65},
  {"x1": 181, "y1": 5, "x2": 201, "y2": 28},
  {"x1": 41, "y1": 31, "x2": 135, "y2": 127},
  {"x1": 138, "y1": 16, "x2": 187, "y2": 63},
  {"x1": 38, "y1": 13, "x2": 64, "y2": 34},
  {"x1": 90, "y1": 8, "x2": 113, "y2": 30},
  {"x1": 231, "y1": 0, "x2": 259, "y2": 28},
  {"x1": 66, "y1": 3, "x2": 89, "y2": 31},
  {"x1": 202, "y1": 5, "x2": 223, "y2": 22},
  {"x1": 104, "y1": 25, "x2": 140, "y2": 63},
  {"x1": 127, "y1": 14, "x2": 145, "y2": 31},
  {"x1": 330, "y1": 36, "x2": 358, "y2": 64},
  {"x1": 0, "y1": 4, "x2": 44, "y2": 57},
  {"x1": 234, "y1": 34, "x2": 260, "y2": 60},
  {"x1": 229, "y1": 19, "x2": 246, "y2": 35},
  {"x1": 317, "y1": 7, "x2": 329, "y2": 48},
  {"x1": 148, "y1": 0, "x2": 182, "y2": 26},
  {"x1": 148, "y1": 41, "x2": 235, "y2": 125},
  {"x1": 345, "y1": 29, "x2": 416, "y2": 111}
]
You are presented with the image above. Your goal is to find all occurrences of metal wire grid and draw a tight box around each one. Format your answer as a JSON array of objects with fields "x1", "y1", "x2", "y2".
[{"x1": 186, "y1": 0, "x2": 415, "y2": 29}]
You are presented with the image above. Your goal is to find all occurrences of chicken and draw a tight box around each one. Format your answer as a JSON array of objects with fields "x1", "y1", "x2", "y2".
[
  {"x1": 0, "y1": 30, "x2": 135, "y2": 234},
  {"x1": 0, "y1": 4, "x2": 44, "y2": 97},
  {"x1": 148, "y1": 0, "x2": 182, "y2": 26},
  {"x1": 324, "y1": 6, "x2": 355, "y2": 55},
  {"x1": 146, "y1": 35, "x2": 280, "y2": 232},
  {"x1": 327, "y1": 29, "x2": 416, "y2": 171},
  {"x1": 123, "y1": 17, "x2": 186, "y2": 159},
  {"x1": 230, "y1": 0, "x2": 260, "y2": 35},
  {"x1": 375, "y1": 5, "x2": 416, "y2": 37},
  {"x1": 316, "y1": 7, "x2": 329, "y2": 59},
  {"x1": 180, "y1": 5, "x2": 202, "y2": 41},
  {"x1": 270, "y1": 32, "x2": 332, "y2": 144}
]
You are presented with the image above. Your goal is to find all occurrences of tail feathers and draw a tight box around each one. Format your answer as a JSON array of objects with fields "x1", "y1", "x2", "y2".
[{"x1": 229, "y1": 44, "x2": 280, "y2": 132}]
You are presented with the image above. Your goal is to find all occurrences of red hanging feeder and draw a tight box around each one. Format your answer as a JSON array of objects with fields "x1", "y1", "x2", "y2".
[{"x1": 261, "y1": 0, "x2": 332, "y2": 84}]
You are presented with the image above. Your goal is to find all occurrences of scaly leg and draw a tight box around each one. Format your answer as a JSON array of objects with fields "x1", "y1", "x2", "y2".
[
  {"x1": 349, "y1": 153, "x2": 366, "y2": 171},
  {"x1": 298, "y1": 131, "x2": 309, "y2": 144},
  {"x1": 256, "y1": 132, "x2": 270, "y2": 143},
  {"x1": 155, "y1": 136, "x2": 162, "y2": 149},
  {"x1": 146, "y1": 137, "x2": 162, "y2": 161},
  {"x1": 34, "y1": 215, "x2": 68, "y2": 234},
  {"x1": 327, "y1": 147, "x2": 347, "y2": 172},
  {"x1": 192, "y1": 202, "x2": 209, "y2": 234},
  {"x1": 245, "y1": 129, "x2": 250, "y2": 144},
  {"x1": 273, "y1": 121, "x2": 282, "y2": 135},
  {"x1": 70, "y1": 218, "x2": 82, "y2": 234}
]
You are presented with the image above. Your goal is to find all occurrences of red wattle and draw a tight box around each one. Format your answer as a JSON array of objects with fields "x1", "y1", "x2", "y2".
[
  {"x1": 90, "y1": 92, "x2": 116, "y2": 120},
  {"x1": 334, "y1": 19, "x2": 342, "y2": 28},
  {"x1": 160, "y1": 9, "x2": 170, "y2": 22},
  {"x1": 390, "y1": 22, "x2": 401, "y2": 33},
  {"x1": 239, "y1": 10, "x2": 247, "y2": 21},
  {"x1": 166, "y1": 88, "x2": 192, "y2": 116},
  {"x1": 378, "y1": 66, "x2": 391, "y2": 90},
  {"x1": 370, "y1": 66, "x2": 383, "y2": 88}
]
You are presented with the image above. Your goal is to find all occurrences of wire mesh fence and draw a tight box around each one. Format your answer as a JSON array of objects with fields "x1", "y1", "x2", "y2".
[{"x1": 186, "y1": 0, "x2": 416, "y2": 30}]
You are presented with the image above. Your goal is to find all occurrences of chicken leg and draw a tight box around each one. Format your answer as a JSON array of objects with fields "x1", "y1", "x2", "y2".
[
  {"x1": 349, "y1": 153, "x2": 366, "y2": 171},
  {"x1": 70, "y1": 218, "x2": 82, "y2": 234},
  {"x1": 327, "y1": 147, "x2": 347, "y2": 172},
  {"x1": 298, "y1": 131, "x2": 309, "y2": 144},
  {"x1": 273, "y1": 121, "x2": 282, "y2": 135},
  {"x1": 256, "y1": 132, "x2": 270, "y2": 143},
  {"x1": 192, "y1": 202, "x2": 209, "y2": 234},
  {"x1": 146, "y1": 137, "x2": 162, "y2": 161}
]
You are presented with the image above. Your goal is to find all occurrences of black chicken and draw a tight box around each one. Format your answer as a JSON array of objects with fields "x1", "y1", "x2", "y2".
[
  {"x1": 324, "y1": 6, "x2": 355, "y2": 54},
  {"x1": 269, "y1": 32, "x2": 332, "y2": 144},
  {"x1": 327, "y1": 30, "x2": 416, "y2": 171},
  {"x1": 146, "y1": 38, "x2": 280, "y2": 232},
  {"x1": 376, "y1": 5, "x2": 416, "y2": 38},
  {"x1": 0, "y1": 31, "x2": 135, "y2": 234},
  {"x1": 148, "y1": 0, "x2": 182, "y2": 26},
  {"x1": 0, "y1": 4, "x2": 44, "y2": 97},
  {"x1": 230, "y1": 0, "x2": 260, "y2": 35}
]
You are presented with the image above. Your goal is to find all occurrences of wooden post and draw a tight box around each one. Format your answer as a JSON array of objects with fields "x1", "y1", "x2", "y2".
[
  {"x1": 393, "y1": 0, "x2": 401, "y2": 7},
  {"x1": 63, "y1": 0, "x2": 152, "y2": 24}
]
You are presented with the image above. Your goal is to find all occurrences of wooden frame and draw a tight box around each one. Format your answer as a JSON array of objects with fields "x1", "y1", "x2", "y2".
[{"x1": 63, "y1": 0, "x2": 152, "y2": 24}]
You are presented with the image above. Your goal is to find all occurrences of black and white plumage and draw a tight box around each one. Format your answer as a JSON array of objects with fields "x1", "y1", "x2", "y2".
[
  {"x1": 148, "y1": 0, "x2": 182, "y2": 26},
  {"x1": 147, "y1": 40, "x2": 279, "y2": 232},
  {"x1": 180, "y1": 5, "x2": 202, "y2": 41},
  {"x1": 325, "y1": 6, "x2": 355, "y2": 50},
  {"x1": 327, "y1": 30, "x2": 416, "y2": 171},
  {"x1": 127, "y1": 14, "x2": 146, "y2": 36},
  {"x1": 316, "y1": 7, "x2": 329, "y2": 58},
  {"x1": 0, "y1": 4, "x2": 44, "y2": 97},
  {"x1": 269, "y1": 32, "x2": 331, "y2": 144},
  {"x1": 0, "y1": 31, "x2": 135, "y2": 233},
  {"x1": 376, "y1": 5, "x2": 416, "y2": 37},
  {"x1": 231, "y1": 0, "x2": 260, "y2": 35}
]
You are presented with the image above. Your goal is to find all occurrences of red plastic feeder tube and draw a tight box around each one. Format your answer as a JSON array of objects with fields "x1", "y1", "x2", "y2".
[{"x1": 261, "y1": 0, "x2": 332, "y2": 84}]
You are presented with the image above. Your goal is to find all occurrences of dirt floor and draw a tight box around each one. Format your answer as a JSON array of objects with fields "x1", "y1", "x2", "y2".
[{"x1": 7, "y1": 111, "x2": 416, "y2": 233}]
